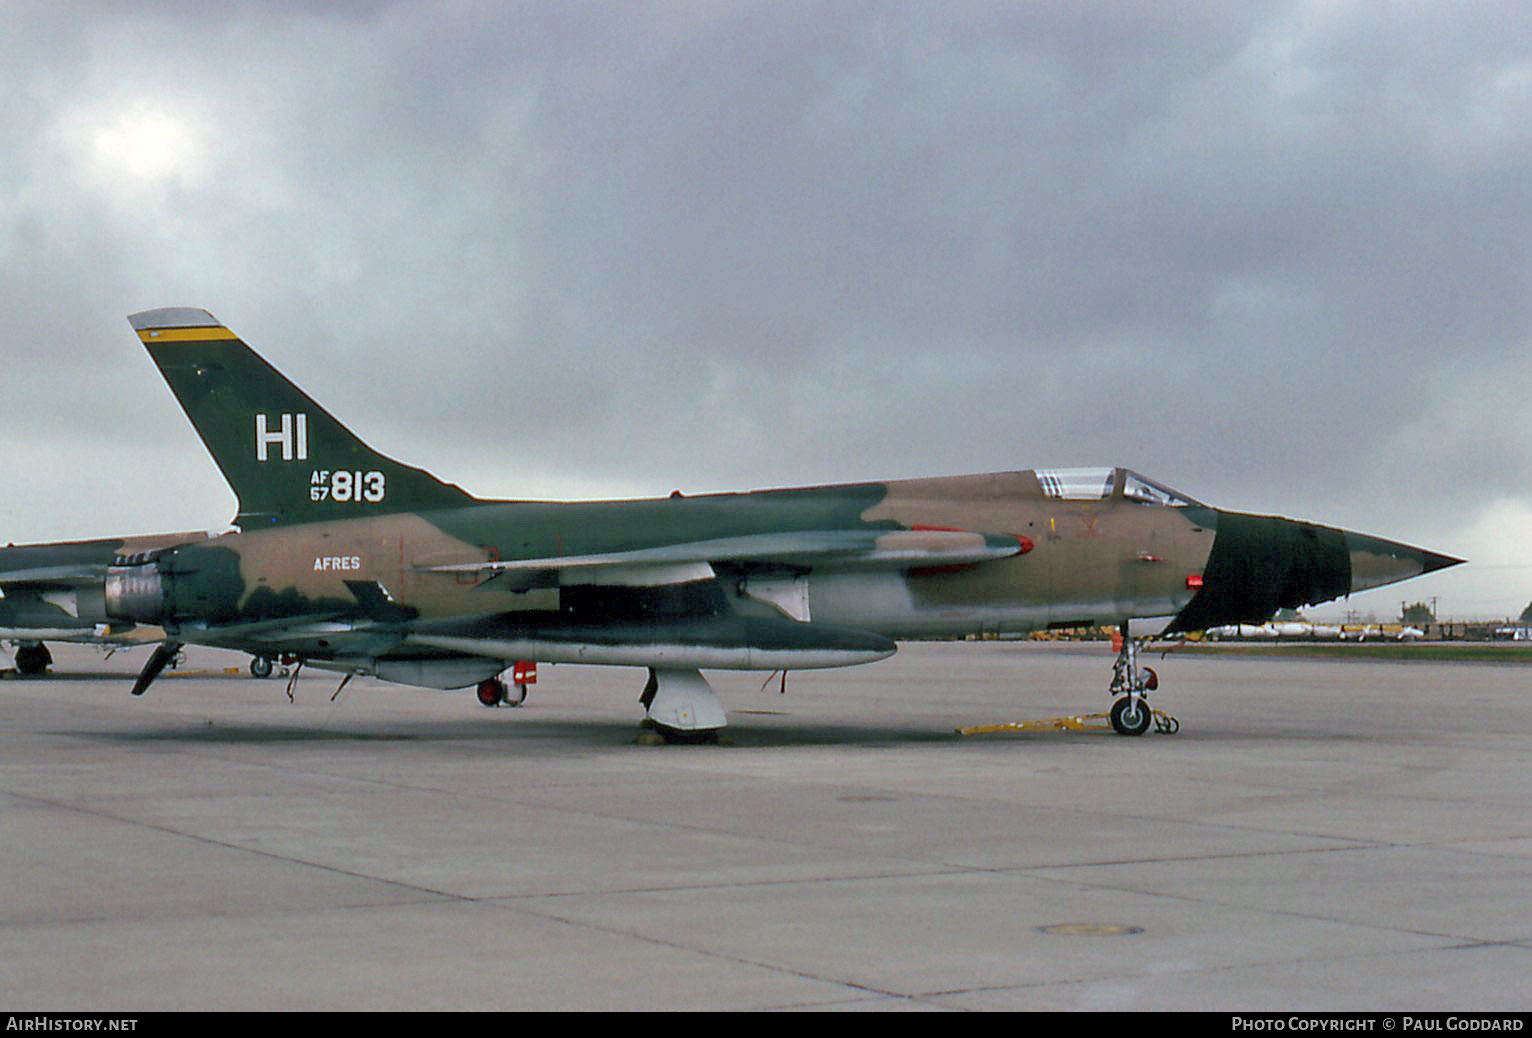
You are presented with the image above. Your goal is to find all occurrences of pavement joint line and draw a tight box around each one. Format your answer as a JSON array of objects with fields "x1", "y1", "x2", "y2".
[
  {"x1": 1005, "y1": 837, "x2": 1532, "y2": 873},
  {"x1": 909, "y1": 938, "x2": 1532, "y2": 1004},
  {"x1": 5, "y1": 735, "x2": 1515, "y2": 887},
  {"x1": 5, "y1": 646, "x2": 1525, "y2": 1010},
  {"x1": 758, "y1": 994, "x2": 935, "y2": 1010},
  {"x1": 1, "y1": 791, "x2": 929, "y2": 1005},
  {"x1": 9, "y1": 737, "x2": 1464, "y2": 890},
  {"x1": 494, "y1": 898, "x2": 918, "y2": 1003},
  {"x1": 13, "y1": 782, "x2": 1495, "y2": 993},
  {"x1": 0, "y1": 787, "x2": 483, "y2": 904},
  {"x1": 1006, "y1": 862, "x2": 1532, "y2": 948},
  {"x1": 18, "y1": 732, "x2": 1414, "y2": 857},
  {"x1": 717, "y1": 934, "x2": 1532, "y2": 1009}
]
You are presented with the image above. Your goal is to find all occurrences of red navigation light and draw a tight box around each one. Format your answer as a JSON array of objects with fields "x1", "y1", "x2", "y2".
[{"x1": 1186, "y1": 573, "x2": 1204, "y2": 590}]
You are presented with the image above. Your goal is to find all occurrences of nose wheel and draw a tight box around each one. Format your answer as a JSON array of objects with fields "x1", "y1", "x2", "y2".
[{"x1": 1109, "y1": 694, "x2": 1153, "y2": 736}]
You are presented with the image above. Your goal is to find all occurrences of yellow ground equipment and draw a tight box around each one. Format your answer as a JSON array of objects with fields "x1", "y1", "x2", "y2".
[{"x1": 957, "y1": 708, "x2": 1180, "y2": 737}]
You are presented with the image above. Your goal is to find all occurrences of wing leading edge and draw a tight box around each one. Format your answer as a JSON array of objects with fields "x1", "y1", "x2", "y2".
[{"x1": 420, "y1": 528, "x2": 1030, "y2": 580}]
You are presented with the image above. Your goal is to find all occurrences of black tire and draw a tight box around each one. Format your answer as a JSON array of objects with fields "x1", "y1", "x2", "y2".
[
  {"x1": 14, "y1": 644, "x2": 51, "y2": 676},
  {"x1": 476, "y1": 679, "x2": 505, "y2": 707},
  {"x1": 1110, "y1": 696, "x2": 1152, "y2": 736},
  {"x1": 249, "y1": 656, "x2": 274, "y2": 679},
  {"x1": 649, "y1": 723, "x2": 720, "y2": 745}
]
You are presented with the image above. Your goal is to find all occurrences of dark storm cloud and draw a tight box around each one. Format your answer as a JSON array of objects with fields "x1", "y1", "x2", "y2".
[{"x1": 2, "y1": 1, "x2": 1528, "y2": 613}]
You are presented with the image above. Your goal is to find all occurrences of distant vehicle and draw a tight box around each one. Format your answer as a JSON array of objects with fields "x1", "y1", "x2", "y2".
[
  {"x1": 1205, "y1": 621, "x2": 1423, "y2": 642},
  {"x1": 1204, "y1": 621, "x2": 1340, "y2": 640},
  {"x1": 1339, "y1": 623, "x2": 1425, "y2": 641}
]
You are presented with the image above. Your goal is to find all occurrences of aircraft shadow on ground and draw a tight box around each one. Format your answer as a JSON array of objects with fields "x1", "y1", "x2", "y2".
[{"x1": 55, "y1": 715, "x2": 963, "y2": 748}]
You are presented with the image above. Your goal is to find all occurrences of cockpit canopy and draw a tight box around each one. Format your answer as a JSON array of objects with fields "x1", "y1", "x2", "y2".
[{"x1": 1034, "y1": 467, "x2": 1203, "y2": 508}]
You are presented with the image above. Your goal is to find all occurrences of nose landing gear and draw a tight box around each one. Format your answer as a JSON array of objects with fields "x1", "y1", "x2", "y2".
[
  {"x1": 1108, "y1": 623, "x2": 1160, "y2": 736},
  {"x1": 956, "y1": 621, "x2": 1180, "y2": 738}
]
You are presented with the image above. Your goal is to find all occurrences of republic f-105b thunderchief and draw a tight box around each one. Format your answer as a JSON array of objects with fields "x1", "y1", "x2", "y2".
[{"x1": 101, "y1": 308, "x2": 1460, "y2": 738}]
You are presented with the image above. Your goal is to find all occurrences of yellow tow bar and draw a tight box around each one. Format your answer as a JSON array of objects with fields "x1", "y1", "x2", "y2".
[{"x1": 957, "y1": 708, "x2": 1180, "y2": 737}]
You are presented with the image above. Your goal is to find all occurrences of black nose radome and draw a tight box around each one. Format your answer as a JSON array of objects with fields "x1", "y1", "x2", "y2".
[{"x1": 1170, "y1": 512, "x2": 1462, "y2": 633}]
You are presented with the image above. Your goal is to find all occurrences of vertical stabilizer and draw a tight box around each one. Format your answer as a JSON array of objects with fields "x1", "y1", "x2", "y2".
[{"x1": 130, "y1": 308, "x2": 476, "y2": 528}]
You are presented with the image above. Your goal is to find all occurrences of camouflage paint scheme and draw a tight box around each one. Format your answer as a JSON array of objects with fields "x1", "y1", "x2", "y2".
[
  {"x1": 96, "y1": 309, "x2": 1458, "y2": 729},
  {"x1": 0, "y1": 531, "x2": 205, "y2": 673}
]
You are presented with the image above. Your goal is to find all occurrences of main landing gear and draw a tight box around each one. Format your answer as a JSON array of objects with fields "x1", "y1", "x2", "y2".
[
  {"x1": 476, "y1": 663, "x2": 533, "y2": 708},
  {"x1": 476, "y1": 676, "x2": 529, "y2": 707},
  {"x1": 12, "y1": 643, "x2": 52, "y2": 677},
  {"x1": 249, "y1": 655, "x2": 298, "y2": 681}
]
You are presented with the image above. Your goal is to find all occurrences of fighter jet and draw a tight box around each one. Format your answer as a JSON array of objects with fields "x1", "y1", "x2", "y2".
[
  {"x1": 103, "y1": 307, "x2": 1461, "y2": 737},
  {"x1": 1, "y1": 531, "x2": 207, "y2": 674}
]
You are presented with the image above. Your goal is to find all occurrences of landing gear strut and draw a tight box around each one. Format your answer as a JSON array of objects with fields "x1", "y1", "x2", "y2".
[{"x1": 1109, "y1": 622, "x2": 1160, "y2": 736}]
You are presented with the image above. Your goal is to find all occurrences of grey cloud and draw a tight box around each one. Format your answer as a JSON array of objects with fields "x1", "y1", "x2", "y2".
[{"x1": 2, "y1": 1, "x2": 1527, "y2": 613}]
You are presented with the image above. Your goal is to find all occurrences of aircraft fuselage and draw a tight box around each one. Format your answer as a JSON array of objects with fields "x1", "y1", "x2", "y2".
[{"x1": 102, "y1": 465, "x2": 1444, "y2": 681}]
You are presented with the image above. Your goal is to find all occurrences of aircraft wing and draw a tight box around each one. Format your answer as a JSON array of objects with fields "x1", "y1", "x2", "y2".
[
  {"x1": 306, "y1": 528, "x2": 1021, "y2": 676},
  {"x1": 170, "y1": 613, "x2": 408, "y2": 665},
  {"x1": 420, "y1": 528, "x2": 1028, "y2": 580}
]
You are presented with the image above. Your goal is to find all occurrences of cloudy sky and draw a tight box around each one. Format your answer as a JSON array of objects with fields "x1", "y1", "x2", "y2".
[{"x1": 3, "y1": 1, "x2": 1529, "y2": 618}]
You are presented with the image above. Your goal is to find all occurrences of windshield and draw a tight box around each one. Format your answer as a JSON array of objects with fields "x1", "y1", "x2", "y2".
[
  {"x1": 1036, "y1": 467, "x2": 1202, "y2": 507},
  {"x1": 1121, "y1": 469, "x2": 1202, "y2": 507}
]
